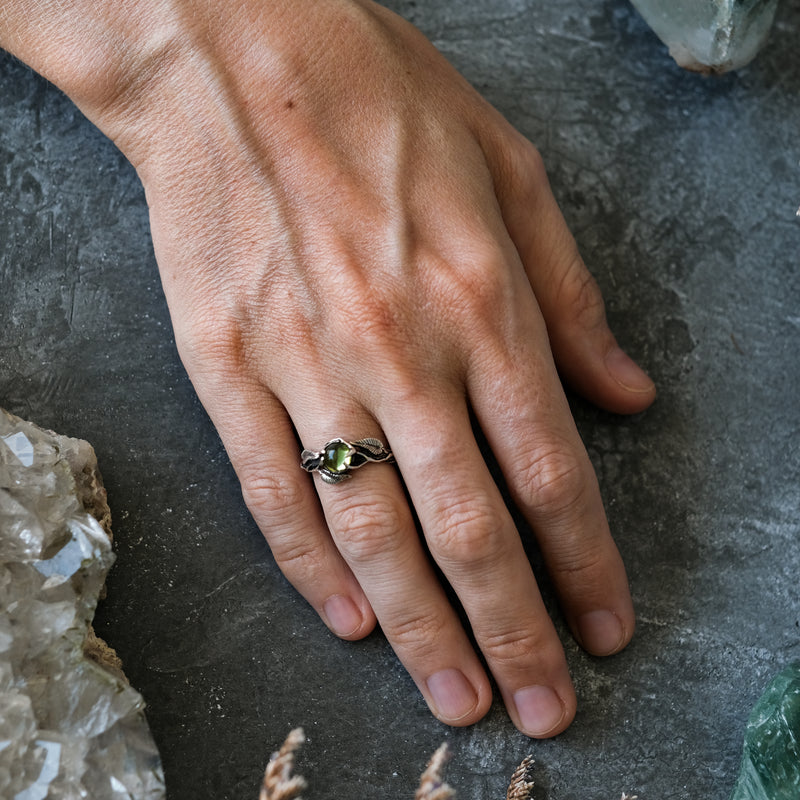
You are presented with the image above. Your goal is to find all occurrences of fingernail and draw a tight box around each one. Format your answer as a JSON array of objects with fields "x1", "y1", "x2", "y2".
[
  {"x1": 577, "y1": 609, "x2": 626, "y2": 656},
  {"x1": 513, "y1": 685, "x2": 566, "y2": 737},
  {"x1": 605, "y1": 346, "x2": 655, "y2": 393},
  {"x1": 323, "y1": 594, "x2": 363, "y2": 637},
  {"x1": 427, "y1": 668, "x2": 479, "y2": 722}
]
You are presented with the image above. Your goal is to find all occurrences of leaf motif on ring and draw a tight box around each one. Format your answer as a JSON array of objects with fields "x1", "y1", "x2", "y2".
[
  {"x1": 352, "y1": 438, "x2": 395, "y2": 463},
  {"x1": 300, "y1": 437, "x2": 394, "y2": 482},
  {"x1": 319, "y1": 470, "x2": 351, "y2": 484},
  {"x1": 300, "y1": 450, "x2": 324, "y2": 471}
]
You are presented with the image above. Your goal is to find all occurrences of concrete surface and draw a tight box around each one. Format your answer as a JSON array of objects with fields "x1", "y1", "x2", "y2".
[{"x1": 1, "y1": 1, "x2": 798, "y2": 797}]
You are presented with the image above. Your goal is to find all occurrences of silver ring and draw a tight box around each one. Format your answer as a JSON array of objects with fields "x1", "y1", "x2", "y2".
[{"x1": 300, "y1": 437, "x2": 395, "y2": 484}]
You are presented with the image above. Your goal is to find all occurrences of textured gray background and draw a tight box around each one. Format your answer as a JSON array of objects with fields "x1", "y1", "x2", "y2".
[{"x1": 1, "y1": 1, "x2": 798, "y2": 798}]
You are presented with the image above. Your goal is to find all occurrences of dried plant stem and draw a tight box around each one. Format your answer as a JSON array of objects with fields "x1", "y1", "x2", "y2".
[
  {"x1": 260, "y1": 728, "x2": 308, "y2": 800},
  {"x1": 258, "y1": 730, "x2": 639, "y2": 800},
  {"x1": 415, "y1": 743, "x2": 456, "y2": 800},
  {"x1": 506, "y1": 755, "x2": 535, "y2": 800}
]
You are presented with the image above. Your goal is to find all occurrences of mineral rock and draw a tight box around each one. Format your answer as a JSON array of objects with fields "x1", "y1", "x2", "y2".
[
  {"x1": 730, "y1": 662, "x2": 800, "y2": 800},
  {"x1": 0, "y1": 408, "x2": 165, "y2": 799},
  {"x1": 630, "y1": 0, "x2": 779, "y2": 73}
]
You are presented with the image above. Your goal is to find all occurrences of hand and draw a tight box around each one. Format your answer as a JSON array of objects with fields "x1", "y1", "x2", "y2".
[{"x1": 2, "y1": 0, "x2": 655, "y2": 736}]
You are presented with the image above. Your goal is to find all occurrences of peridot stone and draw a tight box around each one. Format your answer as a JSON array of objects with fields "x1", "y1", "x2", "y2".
[
  {"x1": 323, "y1": 441, "x2": 352, "y2": 473},
  {"x1": 730, "y1": 662, "x2": 800, "y2": 800}
]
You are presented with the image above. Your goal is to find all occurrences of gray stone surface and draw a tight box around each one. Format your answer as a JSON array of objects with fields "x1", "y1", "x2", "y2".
[{"x1": 0, "y1": 1, "x2": 798, "y2": 797}]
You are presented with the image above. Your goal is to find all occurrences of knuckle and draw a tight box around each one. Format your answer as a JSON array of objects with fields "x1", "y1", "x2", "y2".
[
  {"x1": 519, "y1": 444, "x2": 588, "y2": 518},
  {"x1": 330, "y1": 495, "x2": 403, "y2": 565},
  {"x1": 432, "y1": 496, "x2": 506, "y2": 566},
  {"x1": 551, "y1": 541, "x2": 607, "y2": 579},
  {"x1": 382, "y1": 608, "x2": 449, "y2": 654},
  {"x1": 325, "y1": 267, "x2": 405, "y2": 350},
  {"x1": 241, "y1": 472, "x2": 308, "y2": 527},
  {"x1": 269, "y1": 535, "x2": 326, "y2": 580},
  {"x1": 459, "y1": 279, "x2": 505, "y2": 327},
  {"x1": 480, "y1": 626, "x2": 548, "y2": 668},
  {"x1": 453, "y1": 258, "x2": 511, "y2": 322},
  {"x1": 177, "y1": 307, "x2": 239, "y2": 356},
  {"x1": 516, "y1": 142, "x2": 549, "y2": 194},
  {"x1": 423, "y1": 245, "x2": 512, "y2": 333},
  {"x1": 175, "y1": 313, "x2": 257, "y2": 389},
  {"x1": 556, "y1": 257, "x2": 607, "y2": 332},
  {"x1": 335, "y1": 293, "x2": 400, "y2": 345},
  {"x1": 373, "y1": 363, "x2": 428, "y2": 411},
  {"x1": 498, "y1": 132, "x2": 548, "y2": 201}
]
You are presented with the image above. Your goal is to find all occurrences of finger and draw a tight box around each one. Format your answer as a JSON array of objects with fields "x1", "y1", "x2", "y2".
[
  {"x1": 292, "y1": 404, "x2": 493, "y2": 727},
  {"x1": 487, "y1": 132, "x2": 656, "y2": 414},
  {"x1": 192, "y1": 373, "x2": 377, "y2": 641},
  {"x1": 380, "y1": 392, "x2": 577, "y2": 739},
  {"x1": 466, "y1": 289, "x2": 636, "y2": 659}
]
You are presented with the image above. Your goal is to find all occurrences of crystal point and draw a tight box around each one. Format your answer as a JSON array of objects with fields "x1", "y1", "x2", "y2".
[
  {"x1": 0, "y1": 408, "x2": 165, "y2": 799},
  {"x1": 630, "y1": 0, "x2": 779, "y2": 73},
  {"x1": 730, "y1": 662, "x2": 800, "y2": 800}
]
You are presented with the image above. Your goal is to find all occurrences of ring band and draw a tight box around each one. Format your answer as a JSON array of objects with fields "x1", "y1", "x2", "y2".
[{"x1": 300, "y1": 437, "x2": 395, "y2": 484}]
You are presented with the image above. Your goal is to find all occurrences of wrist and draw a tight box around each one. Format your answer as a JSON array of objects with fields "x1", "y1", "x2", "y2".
[
  {"x1": 0, "y1": 2, "x2": 171, "y2": 110},
  {"x1": 0, "y1": 0, "x2": 365, "y2": 169}
]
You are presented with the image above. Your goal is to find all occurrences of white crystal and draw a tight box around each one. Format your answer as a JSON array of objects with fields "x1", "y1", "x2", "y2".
[
  {"x1": 1, "y1": 432, "x2": 35, "y2": 468},
  {"x1": 630, "y1": 0, "x2": 779, "y2": 73},
  {"x1": 0, "y1": 408, "x2": 165, "y2": 800},
  {"x1": 15, "y1": 739, "x2": 61, "y2": 800}
]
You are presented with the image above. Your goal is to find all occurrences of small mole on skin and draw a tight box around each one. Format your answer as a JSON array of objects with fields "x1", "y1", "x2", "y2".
[{"x1": 285, "y1": 99, "x2": 295, "y2": 109}]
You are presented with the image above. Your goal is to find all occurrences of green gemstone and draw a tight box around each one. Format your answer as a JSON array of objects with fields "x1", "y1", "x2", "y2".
[
  {"x1": 730, "y1": 662, "x2": 800, "y2": 800},
  {"x1": 322, "y1": 441, "x2": 352, "y2": 473}
]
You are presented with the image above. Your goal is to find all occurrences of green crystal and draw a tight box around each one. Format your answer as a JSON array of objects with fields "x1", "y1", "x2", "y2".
[
  {"x1": 323, "y1": 441, "x2": 352, "y2": 473},
  {"x1": 730, "y1": 662, "x2": 800, "y2": 800}
]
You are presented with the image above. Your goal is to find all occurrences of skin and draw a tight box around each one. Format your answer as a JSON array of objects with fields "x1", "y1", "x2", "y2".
[{"x1": 0, "y1": 0, "x2": 656, "y2": 737}]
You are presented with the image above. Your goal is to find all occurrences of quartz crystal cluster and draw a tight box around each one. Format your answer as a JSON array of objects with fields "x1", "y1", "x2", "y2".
[
  {"x1": 630, "y1": 0, "x2": 779, "y2": 73},
  {"x1": 0, "y1": 408, "x2": 165, "y2": 799}
]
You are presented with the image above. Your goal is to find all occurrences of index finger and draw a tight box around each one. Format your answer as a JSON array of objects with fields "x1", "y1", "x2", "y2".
[{"x1": 466, "y1": 287, "x2": 636, "y2": 658}]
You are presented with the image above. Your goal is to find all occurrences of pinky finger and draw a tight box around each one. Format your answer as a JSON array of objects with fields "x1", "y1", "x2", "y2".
[{"x1": 202, "y1": 380, "x2": 377, "y2": 641}]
